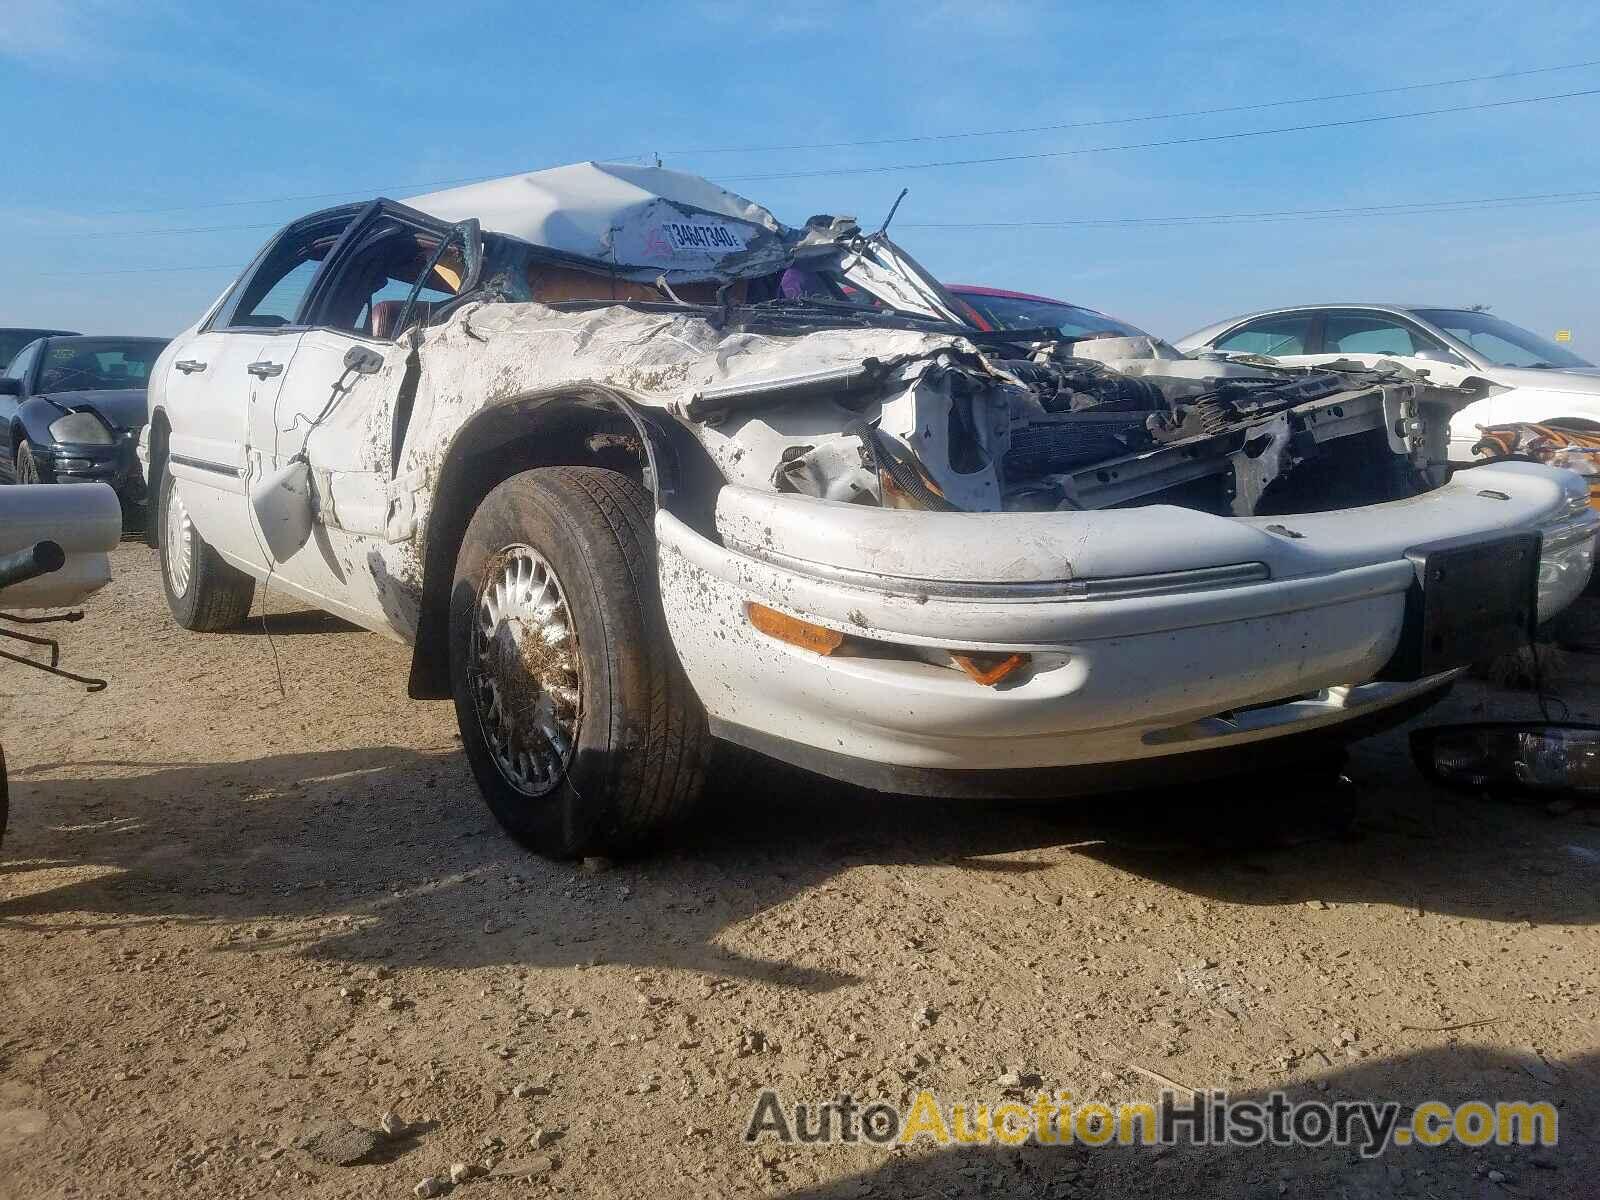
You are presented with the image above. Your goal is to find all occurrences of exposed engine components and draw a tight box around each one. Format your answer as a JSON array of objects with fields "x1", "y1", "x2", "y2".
[
  {"x1": 693, "y1": 329, "x2": 1460, "y2": 520},
  {"x1": 997, "y1": 358, "x2": 1165, "y2": 413}
]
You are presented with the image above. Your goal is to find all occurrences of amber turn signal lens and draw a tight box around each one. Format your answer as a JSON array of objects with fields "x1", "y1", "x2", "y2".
[
  {"x1": 745, "y1": 602, "x2": 845, "y2": 655},
  {"x1": 949, "y1": 651, "x2": 1030, "y2": 686}
]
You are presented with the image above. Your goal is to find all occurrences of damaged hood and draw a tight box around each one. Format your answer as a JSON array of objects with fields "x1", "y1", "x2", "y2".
[
  {"x1": 407, "y1": 162, "x2": 791, "y2": 283},
  {"x1": 41, "y1": 388, "x2": 148, "y2": 432},
  {"x1": 405, "y1": 300, "x2": 1453, "y2": 519}
]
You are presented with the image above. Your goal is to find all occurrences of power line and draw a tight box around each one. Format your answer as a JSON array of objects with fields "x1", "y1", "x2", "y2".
[
  {"x1": 664, "y1": 58, "x2": 1600, "y2": 156},
  {"x1": 28, "y1": 58, "x2": 1599, "y2": 222},
  {"x1": 88, "y1": 173, "x2": 503, "y2": 217},
  {"x1": 80, "y1": 156, "x2": 664, "y2": 218},
  {"x1": 68, "y1": 221, "x2": 281, "y2": 240},
  {"x1": 54, "y1": 184, "x2": 1600, "y2": 245},
  {"x1": 43, "y1": 263, "x2": 244, "y2": 277},
  {"x1": 900, "y1": 189, "x2": 1600, "y2": 229},
  {"x1": 722, "y1": 86, "x2": 1600, "y2": 182},
  {"x1": 38, "y1": 187, "x2": 1600, "y2": 277}
]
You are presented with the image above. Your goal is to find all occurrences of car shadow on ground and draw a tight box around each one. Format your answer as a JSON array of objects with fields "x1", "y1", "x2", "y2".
[
  {"x1": 763, "y1": 1045, "x2": 1595, "y2": 1199},
  {"x1": 3, "y1": 729, "x2": 1599, "y2": 992},
  {"x1": 226, "y1": 608, "x2": 365, "y2": 636}
]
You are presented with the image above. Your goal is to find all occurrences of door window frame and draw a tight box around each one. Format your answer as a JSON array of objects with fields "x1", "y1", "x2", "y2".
[
  {"x1": 1212, "y1": 312, "x2": 1317, "y2": 356},
  {"x1": 4, "y1": 339, "x2": 43, "y2": 392},
  {"x1": 205, "y1": 202, "x2": 371, "y2": 335},
  {"x1": 298, "y1": 201, "x2": 481, "y2": 341},
  {"x1": 1309, "y1": 308, "x2": 1458, "y2": 358}
]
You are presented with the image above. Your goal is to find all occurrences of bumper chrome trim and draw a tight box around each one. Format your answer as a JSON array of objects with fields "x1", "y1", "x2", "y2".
[{"x1": 727, "y1": 538, "x2": 1271, "y2": 603}]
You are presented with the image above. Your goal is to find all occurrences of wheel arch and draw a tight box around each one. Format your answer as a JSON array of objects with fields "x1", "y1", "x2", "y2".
[
  {"x1": 143, "y1": 408, "x2": 172, "y2": 549},
  {"x1": 14, "y1": 397, "x2": 59, "y2": 453},
  {"x1": 406, "y1": 384, "x2": 705, "y2": 700}
]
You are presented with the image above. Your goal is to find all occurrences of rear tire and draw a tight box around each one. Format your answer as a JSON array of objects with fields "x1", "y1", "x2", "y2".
[
  {"x1": 158, "y1": 468, "x2": 255, "y2": 631},
  {"x1": 15, "y1": 440, "x2": 42, "y2": 484},
  {"x1": 449, "y1": 466, "x2": 708, "y2": 857}
]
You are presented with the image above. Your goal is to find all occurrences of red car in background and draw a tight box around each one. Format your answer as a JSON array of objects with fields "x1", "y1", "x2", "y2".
[{"x1": 947, "y1": 284, "x2": 1151, "y2": 340}]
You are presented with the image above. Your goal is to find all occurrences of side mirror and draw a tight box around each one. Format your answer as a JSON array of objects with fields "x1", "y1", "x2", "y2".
[
  {"x1": 343, "y1": 345, "x2": 384, "y2": 375},
  {"x1": 0, "y1": 378, "x2": 21, "y2": 396},
  {"x1": 1412, "y1": 347, "x2": 1466, "y2": 367}
]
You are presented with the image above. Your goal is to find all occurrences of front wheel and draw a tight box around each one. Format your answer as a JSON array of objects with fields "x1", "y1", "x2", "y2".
[
  {"x1": 449, "y1": 466, "x2": 708, "y2": 857},
  {"x1": 158, "y1": 468, "x2": 255, "y2": 631},
  {"x1": 15, "y1": 440, "x2": 42, "y2": 485}
]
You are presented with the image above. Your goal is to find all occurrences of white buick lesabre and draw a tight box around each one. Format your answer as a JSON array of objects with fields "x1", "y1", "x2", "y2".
[{"x1": 141, "y1": 162, "x2": 1598, "y2": 855}]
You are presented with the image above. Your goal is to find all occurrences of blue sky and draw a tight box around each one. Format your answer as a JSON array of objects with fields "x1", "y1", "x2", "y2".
[{"x1": 4, "y1": 0, "x2": 1600, "y2": 353}]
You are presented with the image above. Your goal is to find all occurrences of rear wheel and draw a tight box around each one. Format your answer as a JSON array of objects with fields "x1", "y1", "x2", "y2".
[
  {"x1": 449, "y1": 466, "x2": 708, "y2": 857},
  {"x1": 158, "y1": 468, "x2": 255, "y2": 631},
  {"x1": 15, "y1": 440, "x2": 41, "y2": 484}
]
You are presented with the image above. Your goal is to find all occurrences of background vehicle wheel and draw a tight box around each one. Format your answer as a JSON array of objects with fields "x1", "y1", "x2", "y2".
[
  {"x1": 15, "y1": 440, "x2": 42, "y2": 484},
  {"x1": 449, "y1": 465, "x2": 709, "y2": 857},
  {"x1": 158, "y1": 469, "x2": 255, "y2": 631}
]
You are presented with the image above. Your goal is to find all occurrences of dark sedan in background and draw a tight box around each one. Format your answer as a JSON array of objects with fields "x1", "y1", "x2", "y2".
[
  {"x1": 0, "y1": 335, "x2": 168, "y2": 513},
  {"x1": 0, "y1": 327, "x2": 78, "y2": 370}
]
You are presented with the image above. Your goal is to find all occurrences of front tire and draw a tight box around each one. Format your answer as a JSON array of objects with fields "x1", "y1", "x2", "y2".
[
  {"x1": 15, "y1": 440, "x2": 42, "y2": 485},
  {"x1": 449, "y1": 466, "x2": 708, "y2": 857},
  {"x1": 158, "y1": 468, "x2": 255, "y2": 631}
]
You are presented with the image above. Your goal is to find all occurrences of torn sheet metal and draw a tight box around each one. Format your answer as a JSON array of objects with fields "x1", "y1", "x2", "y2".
[{"x1": 371, "y1": 299, "x2": 1467, "y2": 599}]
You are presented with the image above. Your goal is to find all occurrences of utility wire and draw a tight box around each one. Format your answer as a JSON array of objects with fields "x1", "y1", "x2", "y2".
[
  {"x1": 721, "y1": 86, "x2": 1600, "y2": 182},
  {"x1": 38, "y1": 188, "x2": 1600, "y2": 277},
  {"x1": 45, "y1": 185, "x2": 1600, "y2": 244},
  {"x1": 42, "y1": 262, "x2": 245, "y2": 277},
  {"x1": 88, "y1": 173, "x2": 504, "y2": 217},
  {"x1": 61, "y1": 221, "x2": 281, "y2": 240},
  {"x1": 900, "y1": 189, "x2": 1600, "y2": 229},
  {"x1": 34, "y1": 58, "x2": 1600, "y2": 221},
  {"x1": 662, "y1": 58, "x2": 1600, "y2": 155}
]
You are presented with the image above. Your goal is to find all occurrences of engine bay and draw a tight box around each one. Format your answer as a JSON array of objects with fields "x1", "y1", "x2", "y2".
[{"x1": 694, "y1": 335, "x2": 1458, "y2": 518}]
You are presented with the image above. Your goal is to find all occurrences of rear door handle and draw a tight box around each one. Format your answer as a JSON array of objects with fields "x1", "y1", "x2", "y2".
[
  {"x1": 246, "y1": 361, "x2": 283, "y2": 379},
  {"x1": 174, "y1": 359, "x2": 207, "y2": 374}
]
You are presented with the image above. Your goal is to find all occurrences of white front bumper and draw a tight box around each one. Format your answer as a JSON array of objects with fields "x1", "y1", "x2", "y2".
[{"x1": 656, "y1": 462, "x2": 1597, "y2": 784}]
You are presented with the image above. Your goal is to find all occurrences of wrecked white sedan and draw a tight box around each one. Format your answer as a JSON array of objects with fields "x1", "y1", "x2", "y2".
[{"x1": 143, "y1": 162, "x2": 1598, "y2": 855}]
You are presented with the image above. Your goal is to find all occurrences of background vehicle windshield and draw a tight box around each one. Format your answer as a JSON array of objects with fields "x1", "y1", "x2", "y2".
[
  {"x1": 36, "y1": 339, "x2": 167, "y2": 393},
  {"x1": 1414, "y1": 309, "x2": 1593, "y2": 370},
  {"x1": 958, "y1": 291, "x2": 1147, "y2": 339}
]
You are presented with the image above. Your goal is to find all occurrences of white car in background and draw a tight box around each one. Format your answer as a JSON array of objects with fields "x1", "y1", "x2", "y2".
[{"x1": 1176, "y1": 304, "x2": 1600, "y2": 460}]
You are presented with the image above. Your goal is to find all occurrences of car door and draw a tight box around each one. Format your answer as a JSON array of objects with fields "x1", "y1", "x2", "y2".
[
  {"x1": 243, "y1": 202, "x2": 480, "y2": 632},
  {"x1": 0, "y1": 339, "x2": 42, "y2": 478},
  {"x1": 161, "y1": 207, "x2": 363, "y2": 571}
]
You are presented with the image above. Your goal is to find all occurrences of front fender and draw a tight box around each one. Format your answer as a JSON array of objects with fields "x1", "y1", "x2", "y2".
[
  {"x1": 404, "y1": 385, "x2": 690, "y2": 699},
  {"x1": 14, "y1": 397, "x2": 64, "y2": 452}
]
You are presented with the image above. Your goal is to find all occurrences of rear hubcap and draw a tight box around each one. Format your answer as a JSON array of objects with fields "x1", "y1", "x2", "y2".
[
  {"x1": 470, "y1": 546, "x2": 581, "y2": 796},
  {"x1": 164, "y1": 484, "x2": 193, "y2": 596}
]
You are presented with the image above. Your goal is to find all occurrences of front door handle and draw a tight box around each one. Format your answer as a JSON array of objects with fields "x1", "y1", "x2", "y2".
[
  {"x1": 246, "y1": 361, "x2": 283, "y2": 379},
  {"x1": 174, "y1": 359, "x2": 207, "y2": 374}
]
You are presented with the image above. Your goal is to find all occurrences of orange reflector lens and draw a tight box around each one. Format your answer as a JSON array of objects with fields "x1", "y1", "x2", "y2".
[
  {"x1": 745, "y1": 603, "x2": 845, "y2": 655},
  {"x1": 949, "y1": 651, "x2": 1030, "y2": 686}
]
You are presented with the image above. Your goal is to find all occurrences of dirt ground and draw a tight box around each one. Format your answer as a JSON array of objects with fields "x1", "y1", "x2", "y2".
[{"x1": 2, "y1": 543, "x2": 1598, "y2": 1199}]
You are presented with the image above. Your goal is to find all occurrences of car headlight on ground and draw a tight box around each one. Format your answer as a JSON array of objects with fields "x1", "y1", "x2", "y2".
[
  {"x1": 47, "y1": 412, "x2": 113, "y2": 445},
  {"x1": 1413, "y1": 722, "x2": 1600, "y2": 793}
]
